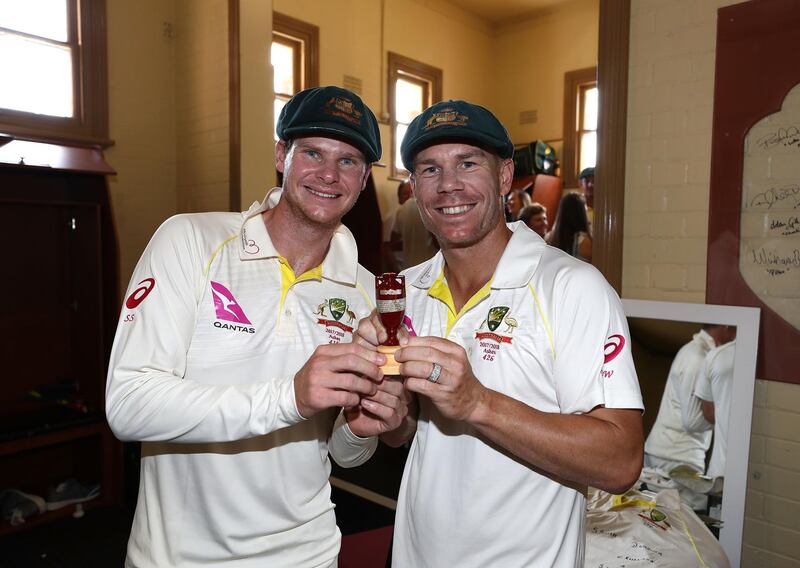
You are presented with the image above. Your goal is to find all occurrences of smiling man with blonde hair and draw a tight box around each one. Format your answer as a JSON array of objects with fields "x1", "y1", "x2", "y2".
[{"x1": 357, "y1": 100, "x2": 644, "y2": 567}]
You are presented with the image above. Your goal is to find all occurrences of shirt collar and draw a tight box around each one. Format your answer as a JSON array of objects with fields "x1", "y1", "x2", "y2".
[
  {"x1": 409, "y1": 221, "x2": 546, "y2": 291},
  {"x1": 237, "y1": 187, "x2": 360, "y2": 285},
  {"x1": 695, "y1": 328, "x2": 717, "y2": 351}
]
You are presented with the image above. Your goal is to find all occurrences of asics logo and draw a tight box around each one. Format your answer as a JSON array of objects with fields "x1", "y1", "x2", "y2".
[
  {"x1": 603, "y1": 334, "x2": 625, "y2": 364},
  {"x1": 211, "y1": 281, "x2": 252, "y2": 324},
  {"x1": 126, "y1": 278, "x2": 155, "y2": 309}
]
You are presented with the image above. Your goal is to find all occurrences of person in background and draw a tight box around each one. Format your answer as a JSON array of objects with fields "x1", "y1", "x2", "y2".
[
  {"x1": 644, "y1": 324, "x2": 736, "y2": 475},
  {"x1": 390, "y1": 184, "x2": 439, "y2": 270},
  {"x1": 106, "y1": 86, "x2": 407, "y2": 568},
  {"x1": 358, "y1": 99, "x2": 643, "y2": 567},
  {"x1": 579, "y1": 166, "x2": 595, "y2": 228},
  {"x1": 382, "y1": 179, "x2": 413, "y2": 272},
  {"x1": 695, "y1": 335, "x2": 737, "y2": 480},
  {"x1": 519, "y1": 202, "x2": 548, "y2": 238},
  {"x1": 342, "y1": 173, "x2": 382, "y2": 274},
  {"x1": 505, "y1": 187, "x2": 532, "y2": 221},
  {"x1": 546, "y1": 191, "x2": 592, "y2": 262}
]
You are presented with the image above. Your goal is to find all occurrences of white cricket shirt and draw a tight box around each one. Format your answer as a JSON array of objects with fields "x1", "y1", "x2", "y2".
[
  {"x1": 694, "y1": 340, "x2": 736, "y2": 479},
  {"x1": 106, "y1": 188, "x2": 376, "y2": 567},
  {"x1": 392, "y1": 223, "x2": 643, "y2": 568},
  {"x1": 644, "y1": 330, "x2": 715, "y2": 472}
]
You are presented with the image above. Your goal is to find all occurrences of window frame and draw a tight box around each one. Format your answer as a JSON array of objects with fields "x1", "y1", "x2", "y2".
[
  {"x1": 0, "y1": 0, "x2": 109, "y2": 147},
  {"x1": 271, "y1": 34, "x2": 303, "y2": 109},
  {"x1": 387, "y1": 51, "x2": 442, "y2": 179},
  {"x1": 577, "y1": 82, "x2": 598, "y2": 174},
  {"x1": 272, "y1": 12, "x2": 319, "y2": 96},
  {"x1": 562, "y1": 66, "x2": 597, "y2": 188}
]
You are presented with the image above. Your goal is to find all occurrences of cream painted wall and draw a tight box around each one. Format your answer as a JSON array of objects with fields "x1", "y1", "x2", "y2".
[
  {"x1": 240, "y1": 0, "x2": 275, "y2": 207},
  {"x1": 492, "y1": 0, "x2": 599, "y2": 154},
  {"x1": 175, "y1": 0, "x2": 230, "y2": 214},
  {"x1": 625, "y1": 1, "x2": 800, "y2": 565},
  {"x1": 105, "y1": 0, "x2": 178, "y2": 291}
]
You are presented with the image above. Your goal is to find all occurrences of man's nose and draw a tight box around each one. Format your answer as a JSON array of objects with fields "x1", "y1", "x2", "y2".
[
  {"x1": 317, "y1": 160, "x2": 339, "y2": 184},
  {"x1": 439, "y1": 167, "x2": 462, "y2": 192}
]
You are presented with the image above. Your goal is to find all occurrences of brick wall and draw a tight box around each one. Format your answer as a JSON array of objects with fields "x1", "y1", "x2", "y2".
[{"x1": 625, "y1": 1, "x2": 800, "y2": 565}]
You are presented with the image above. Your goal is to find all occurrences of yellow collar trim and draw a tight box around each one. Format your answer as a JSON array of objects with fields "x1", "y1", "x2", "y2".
[
  {"x1": 427, "y1": 269, "x2": 493, "y2": 336},
  {"x1": 278, "y1": 256, "x2": 323, "y2": 311}
]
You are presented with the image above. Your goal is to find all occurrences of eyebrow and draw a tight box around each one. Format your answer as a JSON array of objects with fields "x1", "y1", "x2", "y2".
[
  {"x1": 295, "y1": 142, "x2": 363, "y2": 161},
  {"x1": 416, "y1": 150, "x2": 488, "y2": 165}
]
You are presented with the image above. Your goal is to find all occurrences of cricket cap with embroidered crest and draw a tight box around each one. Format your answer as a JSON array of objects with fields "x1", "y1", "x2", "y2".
[
  {"x1": 277, "y1": 86, "x2": 381, "y2": 163},
  {"x1": 400, "y1": 100, "x2": 514, "y2": 170}
]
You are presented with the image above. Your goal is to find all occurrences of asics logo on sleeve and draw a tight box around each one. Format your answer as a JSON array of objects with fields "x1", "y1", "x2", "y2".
[
  {"x1": 211, "y1": 281, "x2": 252, "y2": 324},
  {"x1": 603, "y1": 334, "x2": 626, "y2": 364},
  {"x1": 126, "y1": 278, "x2": 156, "y2": 309}
]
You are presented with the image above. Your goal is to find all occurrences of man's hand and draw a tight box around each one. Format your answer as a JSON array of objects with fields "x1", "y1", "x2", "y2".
[
  {"x1": 349, "y1": 310, "x2": 418, "y2": 439},
  {"x1": 396, "y1": 336, "x2": 488, "y2": 422},
  {"x1": 353, "y1": 309, "x2": 388, "y2": 348},
  {"x1": 294, "y1": 343, "x2": 385, "y2": 419},
  {"x1": 345, "y1": 376, "x2": 409, "y2": 437}
]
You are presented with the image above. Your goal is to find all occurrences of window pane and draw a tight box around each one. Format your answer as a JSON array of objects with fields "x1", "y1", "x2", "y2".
[
  {"x1": 579, "y1": 131, "x2": 597, "y2": 173},
  {"x1": 395, "y1": 79, "x2": 424, "y2": 124},
  {"x1": 582, "y1": 86, "x2": 598, "y2": 131},
  {"x1": 271, "y1": 41, "x2": 294, "y2": 95},
  {"x1": 0, "y1": 0, "x2": 68, "y2": 42},
  {"x1": 0, "y1": 33, "x2": 72, "y2": 117},
  {"x1": 274, "y1": 97, "x2": 287, "y2": 141},
  {"x1": 395, "y1": 123, "x2": 409, "y2": 171}
]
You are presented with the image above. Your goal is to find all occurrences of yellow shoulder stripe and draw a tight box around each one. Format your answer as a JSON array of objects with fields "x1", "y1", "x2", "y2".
[
  {"x1": 204, "y1": 234, "x2": 239, "y2": 276},
  {"x1": 528, "y1": 283, "x2": 555, "y2": 359}
]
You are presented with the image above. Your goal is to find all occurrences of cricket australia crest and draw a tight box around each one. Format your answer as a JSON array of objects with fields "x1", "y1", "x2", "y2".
[
  {"x1": 475, "y1": 306, "x2": 516, "y2": 361},
  {"x1": 314, "y1": 297, "x2": 356, "y2": 343}
]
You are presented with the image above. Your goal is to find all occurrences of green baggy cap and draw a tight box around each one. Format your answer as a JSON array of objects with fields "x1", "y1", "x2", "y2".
[
  {"x1": 277, "y1": 86, "x2": 381, "y2": 163},
  {"x1": 400, "y1": 100, "x2": 513, "y2": 171}
]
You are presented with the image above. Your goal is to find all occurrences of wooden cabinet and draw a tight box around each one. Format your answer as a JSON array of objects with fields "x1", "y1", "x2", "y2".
[{"x1": 0, "y1": 142, "x2": 121, "y2": 534}]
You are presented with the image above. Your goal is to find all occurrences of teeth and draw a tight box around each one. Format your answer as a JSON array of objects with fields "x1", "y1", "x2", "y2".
[
  {"x1": 441, "y1": 205, "x2": 471, "y2": 215},
  {"x1": 308, "y1": 188, "x2": 337, "y2": 199}
]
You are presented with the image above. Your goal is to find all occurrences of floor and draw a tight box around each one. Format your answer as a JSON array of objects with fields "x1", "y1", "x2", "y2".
[{"x1": 0, "y1": 444, "x2": 408, "y2": 567}]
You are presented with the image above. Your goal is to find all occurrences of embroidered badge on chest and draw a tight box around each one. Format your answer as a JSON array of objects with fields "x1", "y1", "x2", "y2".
[
  {"x1": 314, "y1": 297, "x2": 355, "y2": 343},
  {"x1": 475, "y1": 306, "x2": 517, "y2": 362}
]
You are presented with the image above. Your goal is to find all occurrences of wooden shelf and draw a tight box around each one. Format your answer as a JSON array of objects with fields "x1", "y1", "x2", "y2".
[
  {"x1": 0, "y1": 498, "x2": 105, "y2": 537},
  {"x1": 0, "y1": 162, "x2": 122, "y2": 535},
  {"x1": 0, "y1": 420, "x2": 106, "y2": 457}
]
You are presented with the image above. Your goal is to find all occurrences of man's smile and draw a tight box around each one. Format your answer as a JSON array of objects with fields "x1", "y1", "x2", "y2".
[
  {"x1": 305, "y1": 186, "x2": 340, "y2": 199},
  {"x1": 437, "y1": 204, "x2": 474, "y2": 216}
]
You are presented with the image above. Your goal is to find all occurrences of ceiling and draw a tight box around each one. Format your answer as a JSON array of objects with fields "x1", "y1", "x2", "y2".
[{"x1": 446, "y1": 0, "x2": 571, "y2": 26}]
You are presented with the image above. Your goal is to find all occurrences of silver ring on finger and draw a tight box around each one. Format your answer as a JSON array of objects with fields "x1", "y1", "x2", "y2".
[{"x1": 427, "y1": 362, "x2": 442, "y2": 383}]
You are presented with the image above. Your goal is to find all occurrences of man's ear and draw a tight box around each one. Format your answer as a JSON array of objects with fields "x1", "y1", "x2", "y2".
[
  {"x1": 360, "y1": 165, "x2": 372, "y2": 192},
  {"x1": 498, "y1": 158, "x2": 515, "y2": 197},
  {"x1": 275, "y1": 140, "x2": 288, "y2": 173}
]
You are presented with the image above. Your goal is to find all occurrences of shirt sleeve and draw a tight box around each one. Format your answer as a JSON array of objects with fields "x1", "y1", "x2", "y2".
[
  {"x1": 550, "y1": 263, "x2": 643, "y2": 415},
  {"x1": 693, "y1": 353, "x2": 714, "y2": 402},
  {"x1": 678, "y1": 353, "x2": 712, "y2": 432},
  {"x1": 328, "y1": 410, "x2": 378, "y2": 468},
  {"x1": 105, "y1": 215, "x2": 304, "y2": 444}
]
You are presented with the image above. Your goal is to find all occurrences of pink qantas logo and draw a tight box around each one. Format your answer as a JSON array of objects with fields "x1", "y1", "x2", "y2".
[
  {"x1": 402, "y1": 315, "x2": 417, "y2": 336},
  {"x1": 210, "y1": 281, "x2": 251, "y2": 324}
]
